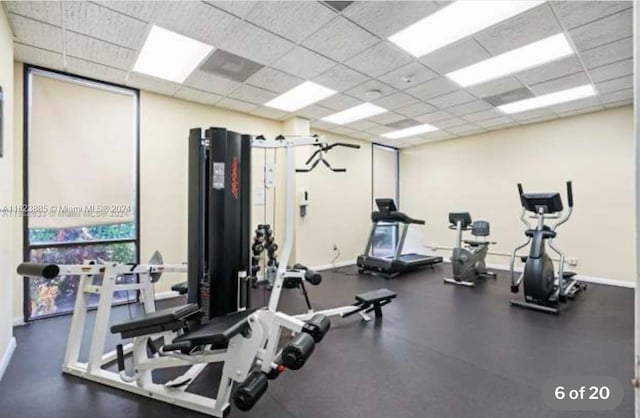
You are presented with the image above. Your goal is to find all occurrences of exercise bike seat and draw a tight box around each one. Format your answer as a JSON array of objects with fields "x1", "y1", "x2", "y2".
[
  {"x1": 562, "y1": 271, "x2": 577, "y2": 278},
  {"x1": 463, "y1": 240, "x2": 490, "y2": 247}
]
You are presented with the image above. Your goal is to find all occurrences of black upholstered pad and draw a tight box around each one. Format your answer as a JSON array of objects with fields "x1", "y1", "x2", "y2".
[
  {"x1": 173, "y1": 308, "x2": 260, "y2": 349},
  {"x1": 355, "y1": 288, "x2": 396, "y2": 304},
  {"x1": 110, "y1": 304, "x2": 200, "y2": 338},
  {"x1": 171, "y1": 281, "x2": 188, "y2": 295}
]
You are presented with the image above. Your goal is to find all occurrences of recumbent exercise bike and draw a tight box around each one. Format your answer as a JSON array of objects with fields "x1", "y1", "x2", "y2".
[
  {"x1": 443, "y1": 212, "x2": 496, "y2": 287},
  {"x1": 509, "y1": 181, "x2": 587, "y2": 314}
]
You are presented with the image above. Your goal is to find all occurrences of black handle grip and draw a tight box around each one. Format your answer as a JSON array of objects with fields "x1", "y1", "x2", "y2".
[
  {"x1": 116, "y1": 344, "x2": 125, "y2": 372},
  {"x1": 162, "y1": 341, "x2": 192, "y2": 353},
  {"x1": 304, "y1": 269, "x2": 322, "y2": 286},
  {"x1": 17, "y1": 263, "x2": 60, "y2": 279},
  {"x1": 566, "y1": 181, "x2": 573, "y2": 207},
  {"x1": 517, "y1": 183, "x2": 523, "y2": 196},
  {"x1": 331, "y1": 168, "x2": 347, "y2": 172}
]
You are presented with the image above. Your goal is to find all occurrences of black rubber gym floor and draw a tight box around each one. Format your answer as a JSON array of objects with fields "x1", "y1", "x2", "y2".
[{"x1": 0, "y1": 265, "x2": 633, "y2": 418}]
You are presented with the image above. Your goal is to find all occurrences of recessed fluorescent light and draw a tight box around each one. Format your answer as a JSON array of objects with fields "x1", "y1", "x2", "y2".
[
  {"x1": 322, "y1": 103, "x2": 387, "y2": 124},
  {"x1": 382, "y1": 124, "x2": 439, "y2": 139},
  {"x1": 133, "y1": 26, "x2": 213, "y2": 83},
  {"x1": 447, "y1": 34, "x2": 573, "y2": 87},
  {"x1": 498, "y1": 85, "x2": 596, "y2": 114},
  {"x1": 389, "y1": 1, "x2": 543, "y2": 58},
  {"x1": 265, "y1": 81, "x2": 336, "y2": 112}
]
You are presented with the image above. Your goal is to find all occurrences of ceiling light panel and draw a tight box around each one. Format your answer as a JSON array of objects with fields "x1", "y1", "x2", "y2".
[
  {"x1": 133, "y1": 26, "x2": 213, "y2": 83},
  {"x1": 498, "y1": 85, "x2": 596, "y2": 114},
  {"x1": 382, "y1": 123, "x2": 439, "y2": 139},
  {"x1": 322, "y1": 103, "x2": 387, "y2": 124},
  {"x1": 388, "y1": 1, "x2": 543, "y2": 58},
  {"x1": 265, "y1": 81, "x2": 336, "y2": 112},
  {"x1": 447, "y1": 34, "x2": 573, "y2": 87}
]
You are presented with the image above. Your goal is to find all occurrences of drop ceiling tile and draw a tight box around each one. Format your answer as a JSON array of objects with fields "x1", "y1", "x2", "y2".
[
  {"x1": 313, "y1": 65, "x2": 368, "y2": 91},
  {"x1": 466, "y1": 77, "x2": 524, "y2": 99},
  {"x1": 302, "y1": 16, "x2": 379, "y2": 62},
  {"x1": 5, "y1": 1, "x2": 62, "y2": 25},
  {"x1": 229, "y1": 84, "x2": 278, "y2": 105},
  {"x1": 404, "y1": 137, "x2": 431, "y2": 146},
  {"x1": 344, "y1": 42, "x2": 413, "y2": 78},
  {"x1": 13, "y1": 43, "x2": 63, "y2": 69},
  {"x1": 373, "y1": 92, "x2": 418, "y2": 110},
  {"x1": 204, "y1": 1, "x2": 257, "y2": 18},
  {"x1": 346, "y1": 120, "x2": 380, "y2": 131},
  {"x1": 9, "y1": 14, "x2": 63, "y2": 52},
  {"x1": 271, "y1": 46, "x2": 336, "y2": 79},
  {"x1": 474, "y1": 4, "x2": 561, "y2": 54},
  {"x1": 432, "y1": 117, "x2": 468, "y2": 129},
  {"x1": 174, "y1": 87, "x2": 223, "y2": 106},
  {"x1": 419, "y1": 130, "x2": 457, "y2": 141},
  {"x1": 461, "y1": 108, "x2": 504, "y2": 123},
  {"x1": 368, "y1": 112, "x2": 407, "y2": 125},
  {"x1": 366, "y1": 122, "x2": 397, "y2": 134},
  {"x1": 64, "y1": 2, "x2": 148, "y2": 50},
  {"x1": 569, "y1": 8, "x2": 632, "y2": 51},
  {"x1": 246, "y1": 68, "x2": 303, "y2": 93},
  {"x1": 310, "y1": 120, "x2": 338, "y2": 131},
  {"x1": 420, "y1": 38, "x2": 490, "y2": 74},
  {"x1": 595, "y1": 75, "x2": 633, "y2": 94},
  {"x1": 405, "y1": 77, "x2": 458, "y2": 100},
  {"x1": 529, "y1": 72, "x2": 590, "y2": 95},
  {"x1": 328, "y1": 126, "x2": 358, "y2": 136},
  {"x1": 126, "y1": 72, "x2": 181, "y2": 96},
  {"x1": 396, "y1": 102, "x2": 438, "y2": 117},
  {"x1": 519, "y1": 114, "x2": 559, "y2": 125},
  {"x1": 184, "y1": 70, "x2": 243, "y2": 95},
  {"x1": 428, "y1": 90, "x2": 475, "y2": 109},
  {"x1": 65, "y1": 31, "x2": 135, "y2": 70},
  {"x1": 588, "y1": 59, "x2": 633, "y2": 83},
  {"x1": 295, "y1": 105, "x2": 334, "y2": 120},
  {"x1": 600, "y1": 88, "x2": 633, "y2": 104},
  {"x1": 217, "y1": 97, "x2": 259, "y2": 113},
  {"x1": 516, "y1": 56, "x2": 583, "y2": 86},
  {"x1": 346, "y1": 130, "x2": 374, "y2": 141},
  {"x1": 377, "y1": 62, "x2": 438, "y2": 91},
  {"x1": 318, "y1": 94, "x2": 361, "y2": 111},
  {"x1": 549, "y1": 96, "x2": 602, "y2": 114},
  {"x1": 580, "y1": 37, "x2": 632, "y2": 69},
  {"x1": 342, "y1": 0, "x2": 439, "y2": 38},
  {"x1": 509, "y1": 108, "x2": 556, "y2": 121},
  {"x1": 251, "y1": 106, "x2": 289, "y2": 120},
  {"x1": 445, "y1": 100, "x2": 493, "y2": 116},
  {"x1": 476, "y1": 116, "x2": 515, "y2": 129},
  {"x1": 413, "y1": 110, "x2": 453, "y2": 123},
  {"x1": 220, "y1": 22, "x2": 295, "y2": 66},
  {"x1": 447, "y1": 124, "x2": 485, "y2": 135},
  {"x1": 100, "y1": 1, "x2": 242, "y2": 48},
  {"x1": 557, "y1": 105, "x2": 605, "y2": 117},
  {"x1": 65, "y1": 57, "x2": 128, "y2": 85},
  {"x1": 552, "y1": 1, "x2": 631, "y2": 30},
  {"x1": 244, "y1": 1, "x2": 335, "y2": 43},
  {"x1": 344, "y1": 79, "x2": 396, "y2": 101},
  {"x1": 604, "y1": 99, "x2": 632, "y2": 108}
]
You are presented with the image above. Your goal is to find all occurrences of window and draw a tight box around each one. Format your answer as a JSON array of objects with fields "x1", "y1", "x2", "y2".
[
  {"x1": 24, "y1": 67, "x2": 139, "y2": 320},
  {"x1": 371, "y1": 144, "x2": 399, "y2": 257}
]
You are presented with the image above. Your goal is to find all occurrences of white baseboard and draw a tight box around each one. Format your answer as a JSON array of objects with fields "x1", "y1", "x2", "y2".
[
  {"x1": 12, "y1": 317, "x2": 25, "y2": 327},
  {"x1": 155, "y1": 290, "x2": 182, "y2": 301},
  {"x1": 442, "y1": 260, "x2": 635, "y2": 289},
  {"x1": 310, "y1": 259, "x2": 356, "y2": 272},
  {"x1": 0, "y1": 337, "x2": 17, "y2": 382}
]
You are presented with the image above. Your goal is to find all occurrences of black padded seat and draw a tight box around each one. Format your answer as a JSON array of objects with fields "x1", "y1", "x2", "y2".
[
  {"x1": 463, "y1": 240, "x2": 490, "y2": 247},
  {"x1": 171, "y1": 281, "x2": 188, "y2": 295},
  {"x1": 356, "y1": 288, "x2": 396, "y2": 304},
  {"x1": 110, "y1": 304, "x2": 200, "y2": 339},
  {"x1": 173, "y1": 308, "x2": 260, "y2": 350}
]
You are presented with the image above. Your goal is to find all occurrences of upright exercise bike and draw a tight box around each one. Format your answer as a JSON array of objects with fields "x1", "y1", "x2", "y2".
[
  {"x1": 509, "y1": 181, "x2": 586, "y2": 314},
  {"x1": 443, "y1": 212, "x2": 496, "y2": 287}
]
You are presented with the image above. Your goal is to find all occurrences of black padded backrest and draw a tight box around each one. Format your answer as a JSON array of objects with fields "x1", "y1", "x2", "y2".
[
  {"x1": 471, "y1": 220, "x2": 490, "y2": 237},
  {"x1": 449, "y1": 212, "x2": 472, "y2": 228}
]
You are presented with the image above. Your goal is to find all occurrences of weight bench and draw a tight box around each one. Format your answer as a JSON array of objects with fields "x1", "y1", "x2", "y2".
[
  {"x1": 343, "y1": 288, "x2": 396, "y2": 320},
  {"x1": 111, "y1": 303, "x2": 201, "y2": 339}
]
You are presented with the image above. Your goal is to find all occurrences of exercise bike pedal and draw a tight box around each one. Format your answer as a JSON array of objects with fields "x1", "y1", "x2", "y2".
[{"x1": 510, "y1": 285, "x2": 519, "y2": 294}]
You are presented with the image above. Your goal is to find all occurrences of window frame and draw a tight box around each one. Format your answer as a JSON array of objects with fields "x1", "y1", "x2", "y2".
[{"x1": 22, "y1": 65, "x2": 141, "y2": 322}]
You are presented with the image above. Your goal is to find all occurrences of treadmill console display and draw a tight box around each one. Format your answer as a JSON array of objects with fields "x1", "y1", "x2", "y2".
[{"x1": 375, "y1": 198, "x2": 397, "y2": 214}]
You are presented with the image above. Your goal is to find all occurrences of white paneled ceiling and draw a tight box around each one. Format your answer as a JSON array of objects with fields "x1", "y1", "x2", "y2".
[{"x1": 3, "y1": 0, "x2": 634, "y2": 148}]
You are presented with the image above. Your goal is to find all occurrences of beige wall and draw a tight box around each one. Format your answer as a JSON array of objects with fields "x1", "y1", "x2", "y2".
[
  {"x1": 400, "y1": 106, "x2": 635, "y2": 283},
  {"x1": 373, "y1": 145, "x2": 398, "y2": 204},
  {"x1": 296, "y1": 131, "x2": 372, "y2": 267},
  {"x1": 0, "y1": 9, "x2": 15, "y2": 373}
]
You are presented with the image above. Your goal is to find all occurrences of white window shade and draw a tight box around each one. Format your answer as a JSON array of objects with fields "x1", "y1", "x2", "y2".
[{"x1": 28, "y1": 73, "x2": 136, "y2": 228}]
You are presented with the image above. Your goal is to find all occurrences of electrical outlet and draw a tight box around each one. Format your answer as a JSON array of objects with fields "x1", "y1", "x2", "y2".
[{"x1": 567, "y1": 257, "x2": 578, "y2": 267}]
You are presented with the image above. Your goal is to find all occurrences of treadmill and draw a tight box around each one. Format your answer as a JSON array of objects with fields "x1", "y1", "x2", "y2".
[{"x1": 357, "y1": 199, "x2": 442, "y2": 279}]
